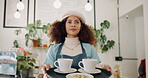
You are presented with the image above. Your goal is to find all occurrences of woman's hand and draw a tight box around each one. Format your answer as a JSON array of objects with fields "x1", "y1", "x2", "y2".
[
  {"x1": 101, "y1": 64, "x2": 112, "y2": 72},
  {"x1": 41, "y1": 64, "x2": 51, "y2": 74}
]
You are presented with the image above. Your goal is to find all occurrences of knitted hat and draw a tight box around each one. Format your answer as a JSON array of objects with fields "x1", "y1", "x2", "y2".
[{"x1": 62, "y1": 11, "x2": 86, "y2": 23}]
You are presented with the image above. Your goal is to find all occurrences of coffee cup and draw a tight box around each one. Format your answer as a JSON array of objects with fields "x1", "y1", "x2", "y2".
[
  {"x1": 78, "y1": 59, "x2": 97, "y2": 72},
  {"x1": 54, "y1": 58, "x2": 73, "y2": 72}
]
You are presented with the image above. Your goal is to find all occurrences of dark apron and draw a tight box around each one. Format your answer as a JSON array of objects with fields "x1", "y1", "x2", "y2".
[{"x1": 56, "y1": 42, "x2": 87, "y2": 69}]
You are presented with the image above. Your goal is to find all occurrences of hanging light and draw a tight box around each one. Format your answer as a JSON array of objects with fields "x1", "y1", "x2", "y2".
[
  {"x1": 17, "y1": 0, "x2": 25, "y2": 10},
  {"x1": 85, "y1": 0, "x2": 92, "y2": 11},
  {"x1": 54, "y1": 0, "x2": 61, "y2": 9},
  {"x1": 14, "y1": 10, "x2": 21, "y2": 19}
]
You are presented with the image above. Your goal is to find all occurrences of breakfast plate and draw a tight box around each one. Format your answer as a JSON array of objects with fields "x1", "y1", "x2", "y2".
[
  {"x1": 66, "y1": 73, "x2": 94, "y2": 78},
  {"x1": 54, "y1": 68, "x2": 77, "y2": 74},
  {"x1": 78, "y1": 69, "x2": 101, "y2": 74}
]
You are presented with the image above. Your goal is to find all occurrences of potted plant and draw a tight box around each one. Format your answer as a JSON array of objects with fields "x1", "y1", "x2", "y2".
[
  {"x1": 25, "y1": 20, "x2": 50, "y2": 47},
  {"x1": 17, "y1": 50, "x2": 36, "y2": 78},
  {"x1": 13, "y1": 20, "x2": 50, "y2": 48},
  {"x1": 94, "y1": 20, "x2": 115, "y2": 53}
]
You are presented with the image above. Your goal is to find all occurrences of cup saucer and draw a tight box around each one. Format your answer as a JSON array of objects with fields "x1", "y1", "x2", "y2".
[
  {"x1": 54, "y1": 68, "x2": 77, "y2": 74},
  {"x1": 78, "y1": 69, "x2": 101, "y2": 74}
]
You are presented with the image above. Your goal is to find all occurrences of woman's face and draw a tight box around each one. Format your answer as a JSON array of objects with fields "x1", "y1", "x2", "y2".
[{"x1": 65, "y1": 16, "x2": 81, "y2": 38}]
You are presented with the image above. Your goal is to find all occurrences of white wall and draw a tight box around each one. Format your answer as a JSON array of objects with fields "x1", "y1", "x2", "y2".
[
  {"x1": 143, "y1": 0, "x2": 148, "y2": 76},
  {"x1": 0, "y1": 0, "x2": 34, "y2": 49},
  {"x1": 120, "y1": 17, "x2": 136, "y2": 58},
  {"x1": 96, "y1": 0, "x2": 138, "y2": 77},
  {"x1": 0, "y1": 0, "x2": 2, "y2": 46},
  {"x1": 96, "y1": 0, "x2": 118, "y2": 59},
  {"x1": 96, "y1": 0, "x2": 147, "y2": 78},
  {"x1": 36, "y1": 0, "x2": 94, "y2": 26},
  {"x1": 135, "y1": 16, "x2": 145, "y2": 64},
  {"x1": 0, "y1": 0, "x2": 15, "y2": 49},
  {"x1": 119, "y1": 0, "x2": 143, "y2": 17},
  {"x1": 119, "y1": 9, "x2": 144, "y2": 77},
  {"x1": 120, "y1": 0, "x2": 148, "y2": 77},
  {"x1": 120, "y1": 5, "x2": 145, "y2": 64},
  {"x1": 95, "y1": 0, "x2": 118, "y2": 70},
  {"x1": 115, "y1": 13, "x2": 138, "y2": 78}
]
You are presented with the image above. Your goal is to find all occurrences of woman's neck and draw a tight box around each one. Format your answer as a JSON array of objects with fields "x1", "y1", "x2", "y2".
[
  {"x1": 67, "y1": 35, "x2": 78, "y2": 38},
  {"x1": 65, "y1": 37, "x2": 80, "y2": 45}
]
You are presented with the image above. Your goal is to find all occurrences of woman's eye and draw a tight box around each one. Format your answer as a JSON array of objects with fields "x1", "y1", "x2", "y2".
[
  {"x1": 67, "y1": 21, "x2": 71, "y2": 24},
  {"x1": 76, "y1": 22, "x2": 79, "y2": 24}
]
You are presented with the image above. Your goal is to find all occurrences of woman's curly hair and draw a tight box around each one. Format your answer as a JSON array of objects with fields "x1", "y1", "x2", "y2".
[{"x1": 48, "y1": 17, "x2": 97, "y2": 46}]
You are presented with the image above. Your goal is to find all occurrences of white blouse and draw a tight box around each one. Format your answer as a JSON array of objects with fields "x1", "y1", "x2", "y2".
[{"x1": 61, "y1": 37, "x2": 82, "y2": 56}]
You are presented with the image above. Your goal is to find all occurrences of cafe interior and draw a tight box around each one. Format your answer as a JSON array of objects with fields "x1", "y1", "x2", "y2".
[{"x1": 0, "y1": 0, "x2": 148, "y2": 78}]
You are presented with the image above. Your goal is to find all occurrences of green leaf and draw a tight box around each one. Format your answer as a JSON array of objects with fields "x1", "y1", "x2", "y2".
[
  {"x1": 100, "y1": 20, "x2": 110, "y2": 29},
  {"x1": 13, "y1": 40, "x2": 19, "y2": 48},
  {"x1": 93, "y1": 20, "x2": 115, "y2": 53},
  {"x1": 102, "y1": 45, "x2": 108, "y2": 52},
  {"x1": 20, "y1": 64, "x2": 24, "y2": 69},
  {"x1": 28, "y1": 62, "x2": 34, "y2": 67},
  {"x1": 26, "y1": 24, "x2": 34, "y2": 30},
  {"x1": 100, "y1": 34, "x2": 107, "y2": 44},
  {"x1": 25, "y1": 40, "x2": 29, "y2": 47},
  {"x1": 25, "y1": 34, "x2": 29, "y2": 40},
  {"x1": 27, "y1": 56, "x2": 30, "y2": 59},
  {"x1": 15, "y1": 29, "x2": 21, "y2": 35},
  {"x1": 107, "y1": 40, "x2": 115, "y2": 48},
  {"x1": 35, "y1": 20, "x2": 41, "y2": 27}
]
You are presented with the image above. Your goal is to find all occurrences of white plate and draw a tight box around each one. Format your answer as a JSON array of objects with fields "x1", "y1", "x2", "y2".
[
  {"x1": 54, "y1": 68, "x2": 77, "y2": 74},
  {"x1": 78, "y1": 69, "x2": 101, "y2": 74},
  {"x1": 66, "y1": 73, "x2": 94, "y2": 78}
]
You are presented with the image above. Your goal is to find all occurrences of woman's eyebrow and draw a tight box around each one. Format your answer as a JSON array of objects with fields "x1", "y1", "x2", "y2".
[
  {"x1": 67, "y1": 19, "x2": 72, "y2": 21},
  {"x1": 75, "y1": 20, "x2": 80, "y2": 23},
  {"x1": 75, "y1": 19, "x2": 79, "y2": 21}
]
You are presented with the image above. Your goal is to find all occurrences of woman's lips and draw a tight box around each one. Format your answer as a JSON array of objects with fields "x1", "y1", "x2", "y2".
[
  {"x1": 70, "y1": 28, "x2": 76, "y2": 31},
  {"x1": 70, "y1": 29, "x2": 76, "y2": 32}
]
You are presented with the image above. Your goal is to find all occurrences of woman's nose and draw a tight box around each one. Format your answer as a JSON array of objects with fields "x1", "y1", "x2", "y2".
[{"x1": 71, "y1": 24, "x2": 76, "y2": 27}]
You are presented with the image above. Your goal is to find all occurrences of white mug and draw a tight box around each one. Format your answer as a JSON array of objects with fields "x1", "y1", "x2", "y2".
[
  {"x1": 54, "y1": 58, "x2": 73, "y2": 72},
  {"x1": 78, "y1": 59, "x2": 97, "y2": 72}
]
